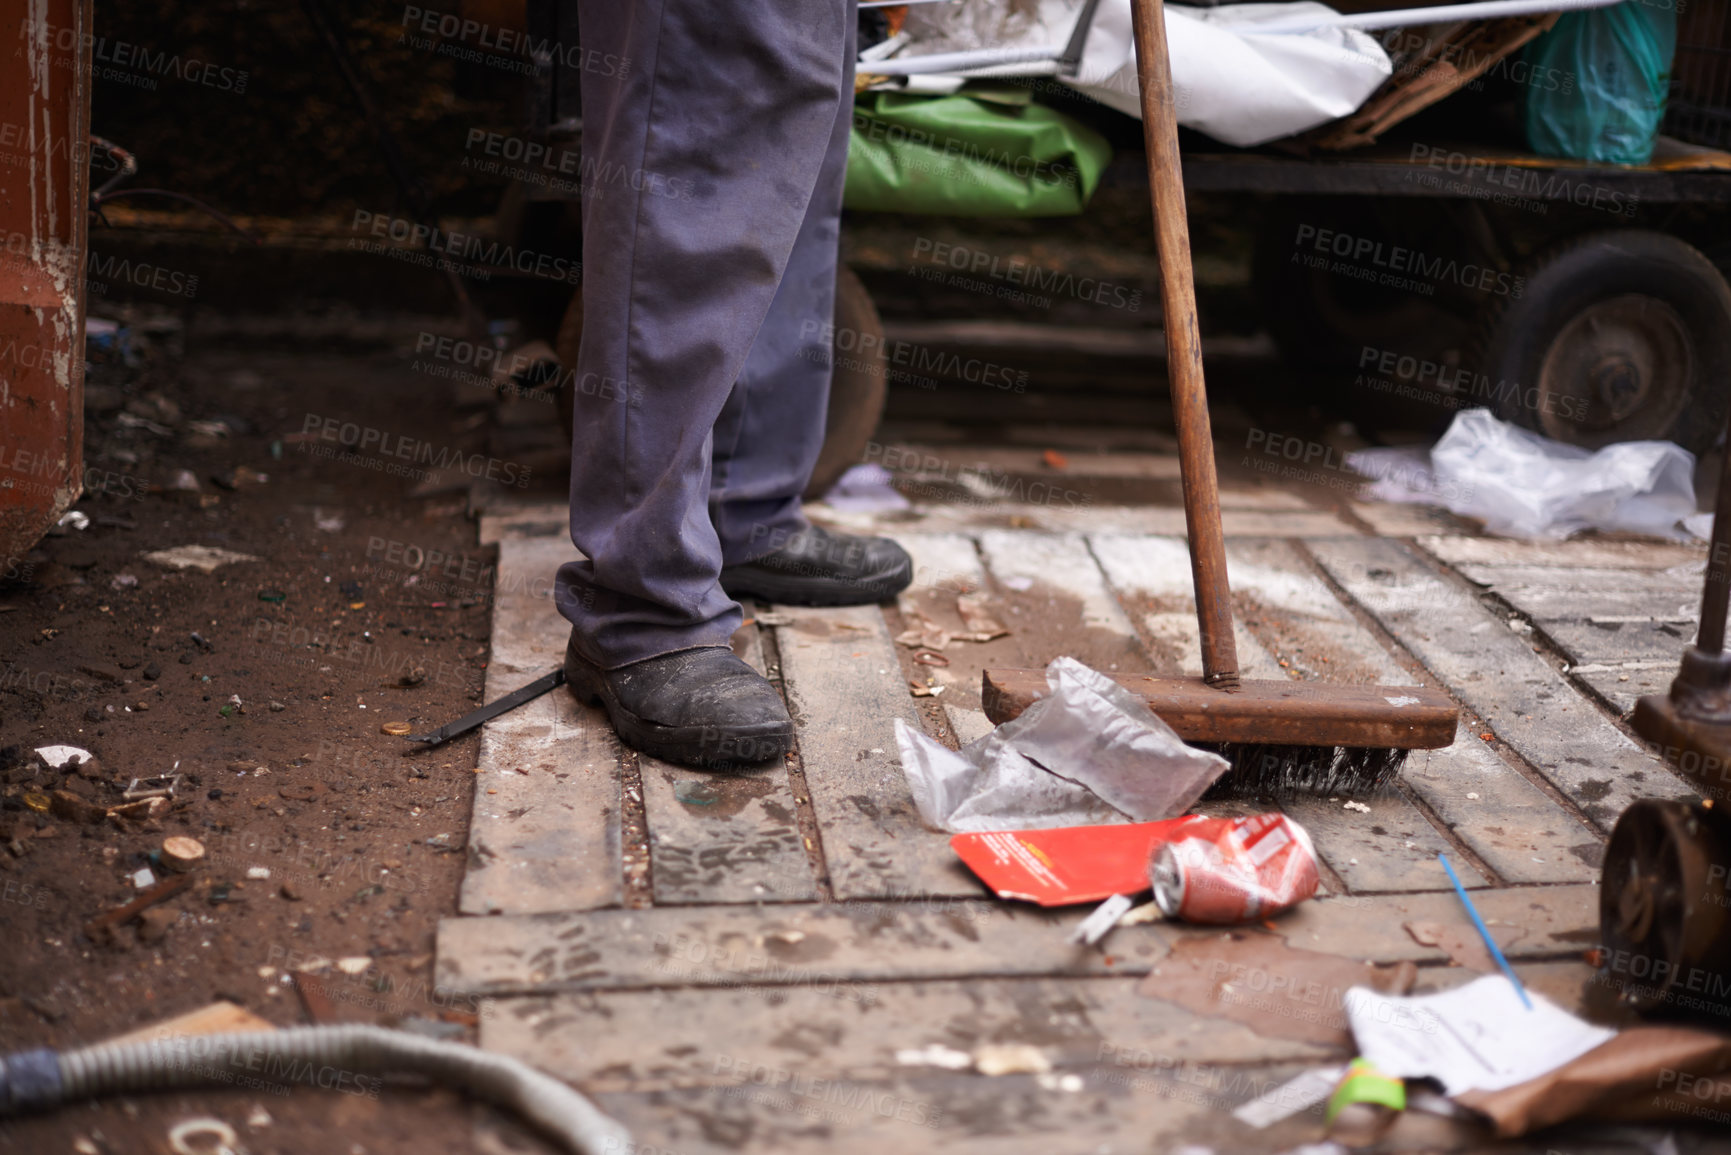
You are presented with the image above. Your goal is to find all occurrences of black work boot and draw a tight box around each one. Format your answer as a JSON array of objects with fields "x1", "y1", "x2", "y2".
[
  {"x1": 720, "y1": 523, "x2": 912, "y2": 606},
  {"x1": 563, "y1": 635, "x2": 793, "y2": 769}
]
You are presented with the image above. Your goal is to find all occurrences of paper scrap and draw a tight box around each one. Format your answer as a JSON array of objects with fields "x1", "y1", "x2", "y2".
[
  {"x1": 1231, "y1": 1065, "x2": 1346, "y2": 1129},
  {"x1": 1345, "y1": 975, "x2": 1614, "y2": 1096},
  {"x1": 1067, "y1": 893, "x2": 1135, "y2": 945}
]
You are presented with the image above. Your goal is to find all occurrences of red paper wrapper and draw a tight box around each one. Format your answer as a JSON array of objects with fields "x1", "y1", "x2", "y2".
[
  {"x1": 949, "y1": 819, "x2": 1194, "y2": 906},
  {"x1": 1150, "y1": 813, "x2": 1319, "y2": 923}
]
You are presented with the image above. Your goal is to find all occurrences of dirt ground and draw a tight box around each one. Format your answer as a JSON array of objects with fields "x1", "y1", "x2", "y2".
[{"x1": 0, "y1": 321, "x2": 559, "y2": 1154}]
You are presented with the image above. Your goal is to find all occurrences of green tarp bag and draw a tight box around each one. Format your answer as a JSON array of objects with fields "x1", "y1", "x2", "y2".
[
  {"x1": 1523, "y1": 1, "x2": 1677, "y2": 166},
  {"x1": 845, "y1": 89, "x2": 1113, "y2": 217}
]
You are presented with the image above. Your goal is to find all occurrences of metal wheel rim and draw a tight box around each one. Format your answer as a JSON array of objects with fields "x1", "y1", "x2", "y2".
[{"x1": 1536, "y1": 294, "x2": 1692, "y2": 445}]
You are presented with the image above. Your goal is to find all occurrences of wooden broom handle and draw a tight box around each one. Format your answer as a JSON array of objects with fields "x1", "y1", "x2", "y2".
[{"x1": 1129, "y1": 0, "x2": 1239, "y2": 689}]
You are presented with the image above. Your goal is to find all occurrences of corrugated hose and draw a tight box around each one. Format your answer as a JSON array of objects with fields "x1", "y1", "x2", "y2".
[{"x1": 0, "y1": 1025, "x2": 631, "y2": 1155}]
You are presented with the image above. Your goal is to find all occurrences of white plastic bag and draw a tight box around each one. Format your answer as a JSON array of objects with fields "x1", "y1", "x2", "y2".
[
  {"x1": 1071, "y1": 2, "x2": 1392, "y2": 147},
  {"x1": 895, "y1": 656, "x2": 1228, "y2": 833},
  {"x1": 893, "y1": 1, "x2": 1392, "y2": 148},
  {"x1": 1348, "y1": 408, "x2": 1698, "y2": 540}
]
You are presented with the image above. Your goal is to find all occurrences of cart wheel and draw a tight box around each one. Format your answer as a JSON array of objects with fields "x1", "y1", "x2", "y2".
[
  {"x1": 1470, "y1": 230, "x2": 1731, "y2": 456},
  {"x1": 553, "y1": 266, "x2": 888, "y2": 500},
  {"x1": 804, "y1": 265, "x2": 888, "y2": 501},
  {"x1": 1599, "y1": 798, "x2": 1731, "y2": 1017}
]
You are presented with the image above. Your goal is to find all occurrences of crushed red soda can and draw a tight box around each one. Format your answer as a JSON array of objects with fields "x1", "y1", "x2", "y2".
[{"x1": 1149, "y1": 813, "x2": 1319, "y2": 924}]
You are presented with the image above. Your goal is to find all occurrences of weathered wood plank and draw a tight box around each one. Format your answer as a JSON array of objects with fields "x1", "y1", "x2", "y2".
[
  {"x1": 482, "y1": 977, "x2": 1335, "y2": 1092},
  {"x1": 974, "y1": 531, "x2": 1151, "y2": 682},
  {"x1": 1534, "y1": 617, "x2": 1695, "y2": 665},
  {"x1": 581, "y1": 1069, "x2": 1226, "y2": 1155},
  {"x1": 774, "y1": 604, "x2": 978, "y2": 900},
  {"x1": 1419, "y1": 536, "x2": 1705, "y2": 571},
  {"x1": 1571, "y1": 661, "x2": 1678, "y2": 718},
  {"x1": 816, "y1": 505, "x2": 1356, "y2": 539},
  {"x1": 459, "y1": 537, "x2": 622, "y2": 916},
  {"x1": 638, "y1": 617, "x2": 816, "y2": 905},
  {"x1": 1401, "y1": 722, "x2": 1601, "y2": 883},
  {"x1": 1309, "y1": 537, "x2": 1697, "y2": 832},
  {"x1": 434, "y1": 886, "x2": 1598, "y2": 996},
  {"x1": 1087, "y1": 534, "x2": 1281, "y2": 679}
]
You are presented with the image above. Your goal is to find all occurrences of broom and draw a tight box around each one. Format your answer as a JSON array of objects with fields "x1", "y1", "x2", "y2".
[{"x1": 981, "y1": 0, "x2": 1458, "y2": 796}]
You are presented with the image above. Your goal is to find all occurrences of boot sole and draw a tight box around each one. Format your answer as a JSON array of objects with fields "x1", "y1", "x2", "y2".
[
  {"x1": 719, "y1": 561, "x2": 912, "y2": 607},
  {"x1": 565, "y1": 658, "x2": 794, "y2": 770}
]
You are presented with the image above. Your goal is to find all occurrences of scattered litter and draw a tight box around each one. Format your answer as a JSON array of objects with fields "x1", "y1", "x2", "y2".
[
  {"x1": 752, "y1": 612, "x2": 790, "y2": 627},
  {"x1": 167, "y1": 1117, "x2": 238, "y2": 1155},
  {"x1": 124, "y1": 773, "x2": 181, "y2": 802},
  {"x1": 955, "y1": 592, "x2": 1009, "y2": 641},
  {"x1": 909, "y1": 680, "x2": 944, "y2": 698},
  {"x1": 57, "y1": 510, "x2": 90, "y2": 531},
  {"x1": 895, "y1": 1044, "x2": 972, "y2": 1070},
  {"x1": 246, "y1": 1105, "x2": 273, "y2": 1129},
  {"x1": 973, "y1": 1044, "x2": 1050, "y2": 1077},
  {"x1": 35, "y1": 745, "x2": 94, "y2": 771},
  {"x1": 313, "y1": 509, "x2": 346, "y2": 532},
  {"x1": 1233, "y1": 1065, "x2": 1347, "y2": 1129},
  {"x1": 131, "y1": 867, "x2": 156, "y2": 889},
  {"x1": 1440, "y1": 851, "x2": 1531, "y2": 1006},
  {"x1": 381, "y1": 721, "x2": 412, "y2": 736},
  {"x1": 897, "y1": 657, "x2": 1227, "y2": 832},
  {"x1": 160, "y1": 837, "x2": 206, "y2": 873},
  {"x1": 1152, "y1": 813, "x2": 1320, "y2": 923},
  {"x1": 1342, "y1": 801, "x2": 1371, "y2": 814},
  {"x1": 1346, "y1": 975, "x2": 1613, "y2": 1095},
  {"x1": 110, "y1": 573, "x2": 139, "y2": 590},
  {"x1": 336, "y1": 956, "x2": 372, "y2": 975},
  {"x1": 1036, "y1": 1072, "x2": 1085, "y2": 1093},
  {"x1": 141, "y1": 545, "x2": 260, "y2": 573},
  {"x1": 1348, "y1": 408, "x2": 1696, "y2": 540},
  {"x1": 1001, "y1": 575, "x2": 1034, "y2": 592},
  {"x1": 1457, "y1": 1024, "x2": 1731, "y2": 1136},
  {"x1": 1067, "y1": 893, "x2": 1135, "y2": 945},
  {"x1": 1116, "y1": 901, "x2": 1163, "y2": 927},
  {"x1": 1042, "y1": 449, "x2": 1069, "y2": 470},
  {"x1": 895, "y1": 608, "x2": 952, "y2": 651},
  {"x1": 1467, "y1": 792, "x2": 1480, "y2": 800},
  {"x1": 818, "y1": 463, "x2": 911, "y2": 514},
  {"x1": 913, "y1": 650, "x2": 950, "y2": 667},
  {"x1": 245, "y1": 866, "x2": 271, "y2": 880},
  {"x1": 1326, "y1": 1057, "x2": 1406, "y2": 1147}
]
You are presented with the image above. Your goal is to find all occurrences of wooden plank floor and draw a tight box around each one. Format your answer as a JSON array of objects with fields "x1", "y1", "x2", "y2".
[{"x1": 450, "y1": 484, "x2": 1708, "y2": 1154}]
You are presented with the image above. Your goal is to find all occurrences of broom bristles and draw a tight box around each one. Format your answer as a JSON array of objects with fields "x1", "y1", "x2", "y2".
[{"x1": 1201, "y1": 744, "x2": 1410, "y2": 800}]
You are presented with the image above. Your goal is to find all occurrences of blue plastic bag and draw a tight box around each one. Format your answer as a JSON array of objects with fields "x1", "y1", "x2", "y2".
[{"x1": 1524, "y1": 2, "x2": 1677, "y2": 166}]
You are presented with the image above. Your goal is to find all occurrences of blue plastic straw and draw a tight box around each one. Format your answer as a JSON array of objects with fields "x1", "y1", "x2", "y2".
[{"x1": 1438, "y1": 852, "x2": 1533, "y2": 1010}]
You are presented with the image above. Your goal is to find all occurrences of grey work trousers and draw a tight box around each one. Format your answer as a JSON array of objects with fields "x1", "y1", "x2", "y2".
[{"x1": 556, "y1": 1, "x2": 856, "y2": 669}]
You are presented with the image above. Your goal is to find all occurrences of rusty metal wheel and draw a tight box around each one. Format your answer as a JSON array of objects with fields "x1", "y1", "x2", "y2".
[
  {"x1": 1473, "y1": 230, "x2": 1731, "y2": 456},
  {"x1": 1599, "y1": 799, "x2": 1731, "y2": 1017},
  {"x1": 1534, "y1": 294, "x2": 1693, "y2": 446}
]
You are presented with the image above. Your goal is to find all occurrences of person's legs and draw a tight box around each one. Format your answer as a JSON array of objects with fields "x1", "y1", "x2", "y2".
[
  {"x1": 557, "y1": 0, "x2": 851, "y2": 671},
  {"x1": 706, "y1": 16, "x2": 855, "y2": 567},
  {"x1": 706, "y1": 18, "x2": 914, "y2": 607}
]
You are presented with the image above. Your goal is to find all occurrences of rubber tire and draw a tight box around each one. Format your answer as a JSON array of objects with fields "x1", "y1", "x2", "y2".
[
  {"x1": 553, "y1": 265, "x2": 888, "y2": 499},
  {"x1": 1470, "y1": 229, "x2": 1731, "y2": 457}
]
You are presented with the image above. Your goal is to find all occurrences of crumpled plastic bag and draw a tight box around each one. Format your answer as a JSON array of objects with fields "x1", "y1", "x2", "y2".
[
  {"x1": 890, "y1": 1, "x2": 1391, "y2": 149},
  {"x1": 1347, "y1": 408, "x2": 1697, "y2": 541},
  {"x1": 894, "y1": 656, "x2": 1228, "y2": 832},
  {"x1": 1524, "y1": 3, "x2": 1677, "y2": 166},
  {"x1": 1071, "y1": 1, "x2": 1392, "y2": 148}
]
